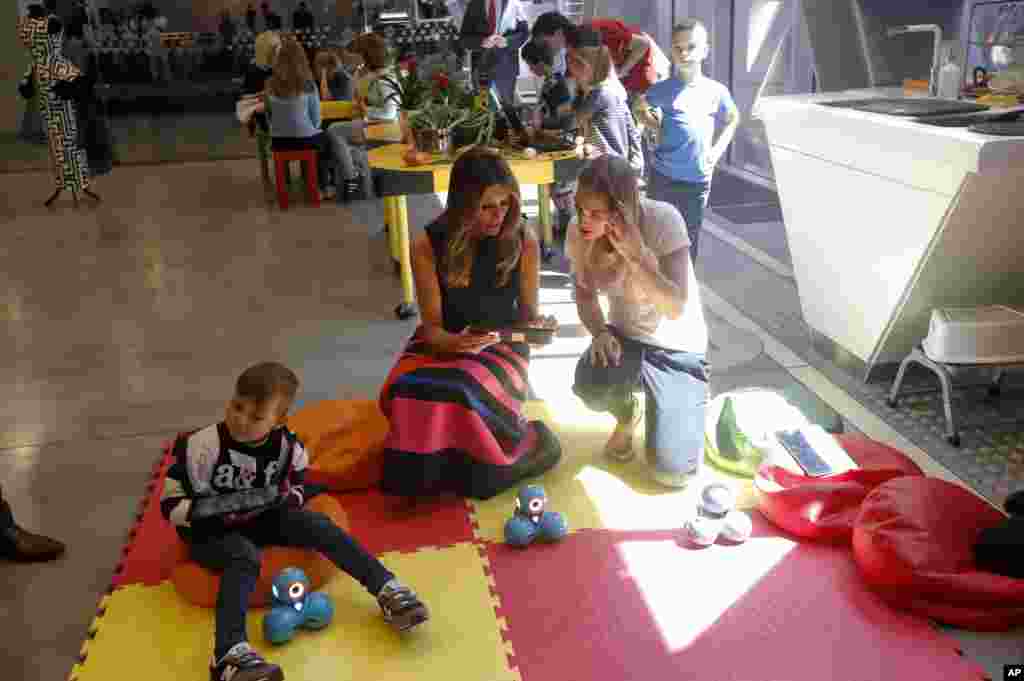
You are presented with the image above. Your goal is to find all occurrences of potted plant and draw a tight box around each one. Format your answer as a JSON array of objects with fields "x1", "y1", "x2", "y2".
[
  {"x1": 409, "y1": 99, "x2": 472, "y2": 154},
  {"x1": 379, "y1": 59, "x2": 432, "y2": 143}
]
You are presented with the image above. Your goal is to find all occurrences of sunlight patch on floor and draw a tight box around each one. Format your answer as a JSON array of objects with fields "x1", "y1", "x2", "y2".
[
  {"x1": 538, "y1": 285, "x2": 575, "y2": 306},
  {"x1": 615, "y1": 534, "x2": 798, "y2": 652}
]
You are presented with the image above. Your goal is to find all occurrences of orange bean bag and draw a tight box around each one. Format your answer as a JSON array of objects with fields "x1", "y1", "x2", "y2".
[
  {"x1": 755, "y1": 434, "x2": 924, "y2": 543},
  {"x1": 170, "y1": 494, "x2": 349, "y2": 609},
  {"x1": 853, "y1": 476, "x2": 1024, "y2": 631},
  {"x1": 285, "y1": 399, "x2": 388, "y2": 492}
]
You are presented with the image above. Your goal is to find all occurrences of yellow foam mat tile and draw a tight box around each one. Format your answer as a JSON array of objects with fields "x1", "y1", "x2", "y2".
[
  {"x1": 468, "y1": 402, "x2": 757, "y2": 542},
  {"x1": 70, "y1": 543, "x2": 517, "y2": 681}
]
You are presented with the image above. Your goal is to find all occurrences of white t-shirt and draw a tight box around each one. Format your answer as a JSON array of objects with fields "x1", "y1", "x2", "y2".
[{"x1": 566, "y1": 197, "x2": 708, "y2": 354}]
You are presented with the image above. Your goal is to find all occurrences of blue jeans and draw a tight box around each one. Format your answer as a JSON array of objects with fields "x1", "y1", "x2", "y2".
[
  {"x1": 647, "y1": 169, "x2": 711, "y2": 261},
  {"x1": 573, "y1": 329, "x2": 710, "y2": 476}
]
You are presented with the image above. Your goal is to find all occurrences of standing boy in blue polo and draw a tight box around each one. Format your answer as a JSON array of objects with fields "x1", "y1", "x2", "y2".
[{"x1": 634, "y1": 19, "x2": 740, "y2": 261}]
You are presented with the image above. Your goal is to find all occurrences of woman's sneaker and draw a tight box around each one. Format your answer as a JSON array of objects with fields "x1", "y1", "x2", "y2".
[
  {"x1": 209, "y1": 642, "x2": 283, "y2": 681},
  {"x1": 377, "y1": 579, "x2": 430, "y2": 632}
]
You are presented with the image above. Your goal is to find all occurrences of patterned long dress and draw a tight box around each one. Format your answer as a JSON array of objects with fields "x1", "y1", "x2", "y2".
[{"x1": 18, "y1": 16, "x2": 91, "y2": 191}]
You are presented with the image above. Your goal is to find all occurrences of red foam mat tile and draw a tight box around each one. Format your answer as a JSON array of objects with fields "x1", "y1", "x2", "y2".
[
  {"x1": 112, "y1": 445, "x2": 180, "y2": 588},
  {"x1": 329, "y1": 488, "x2": 475, "y2": 555},
  {"x1": 484, "y1": 514, "x2": 986, "y2": 681}
]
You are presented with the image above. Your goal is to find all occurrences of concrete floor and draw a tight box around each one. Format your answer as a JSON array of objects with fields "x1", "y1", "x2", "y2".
[{"x1": 0, "y1": 158, "x2": 1020, "y2": 681}]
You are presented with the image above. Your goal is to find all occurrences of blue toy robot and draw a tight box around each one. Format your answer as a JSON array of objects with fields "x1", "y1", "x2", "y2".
[
  {"x1": 504, "y1": 484, "x2": 568, "y2": 547},
  {"x1": 262, "y1": 567, "x2": 335, "y2": 645}
]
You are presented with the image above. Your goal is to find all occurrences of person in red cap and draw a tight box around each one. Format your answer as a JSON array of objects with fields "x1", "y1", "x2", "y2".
[{"x1": 532, "y1": 12, "x2": 670, "y2": 99}]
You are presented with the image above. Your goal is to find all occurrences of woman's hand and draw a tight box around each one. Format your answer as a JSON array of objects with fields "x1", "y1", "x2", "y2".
[
  {"x1": 444, "y1": 327, "x2": 500, "y2": 354},
  {"x1": 589, "y1": 329, "x2": 622, "y2": 367},
  {"x1": 527, "y1": 314, "x2": 558, "y2": 330},
  {"x1": 606, "y1": 214, "x2": 650, "y2": 267}
]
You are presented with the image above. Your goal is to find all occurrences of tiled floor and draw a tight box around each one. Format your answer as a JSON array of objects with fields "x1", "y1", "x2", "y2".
[
  {"x1": 2, "y1": 108, "x2": 255, "y2": 175},
  {"x1": 1, "y1": 154, "x2": 1021, "y2": 681}
]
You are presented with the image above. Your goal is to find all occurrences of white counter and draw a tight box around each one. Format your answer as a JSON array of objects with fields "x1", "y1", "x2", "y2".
[{"x1": 756, "y1": 89, "x2": 1024, "y2": 378}]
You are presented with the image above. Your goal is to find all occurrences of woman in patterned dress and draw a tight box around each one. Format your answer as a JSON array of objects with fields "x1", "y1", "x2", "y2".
[{"x1": 18, "y1": 11, "x2": 92, "y2": 195}]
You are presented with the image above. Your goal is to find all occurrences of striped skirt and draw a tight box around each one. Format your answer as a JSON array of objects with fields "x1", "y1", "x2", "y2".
[{"x1": 378, "y1": 329, "x2": 547, "y2": 498}]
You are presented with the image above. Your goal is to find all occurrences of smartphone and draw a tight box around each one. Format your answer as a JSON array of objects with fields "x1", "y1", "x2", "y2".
[
  {"x1": 774, "y1": 428, "x2": 834, "y2": 477},
  {"x1": 469, "y1": 325, "x2": 555, "y2": 346}
]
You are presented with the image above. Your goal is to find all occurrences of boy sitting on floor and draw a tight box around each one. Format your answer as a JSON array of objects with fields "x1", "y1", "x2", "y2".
[{"x1": 161, "y1": 362, "x2": 429, "y2": 681}]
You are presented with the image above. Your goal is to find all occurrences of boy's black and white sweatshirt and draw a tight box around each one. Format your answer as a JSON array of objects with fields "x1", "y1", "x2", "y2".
[{"x1": 160, "y1": 423, "x2": 309, "y2": 539}]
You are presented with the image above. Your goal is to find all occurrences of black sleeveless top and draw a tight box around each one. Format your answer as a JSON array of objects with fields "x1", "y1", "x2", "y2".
[{"x1": 425, "y1": 218, "x2": 522, "y2": 333}]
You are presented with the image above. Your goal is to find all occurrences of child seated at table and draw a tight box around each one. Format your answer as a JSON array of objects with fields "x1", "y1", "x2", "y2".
[
  {"x1": 326, "y1": 32, "x2": 397, "y2": 202},
  {"x1": 522, "y1": 39, "x2": 573, "y2": 132},
  {"x1": 162, "y1": 362, "x2": 430, "y2": 681},
  {"x1": 267, "y1": 38, "x2": 338, "y2": 200},
  {"x1": 522, "y1": 38, "x2": 577, "y2": 249},
  {"x1": 313, "y1": 47, "x2": 355, "y2": 101}
]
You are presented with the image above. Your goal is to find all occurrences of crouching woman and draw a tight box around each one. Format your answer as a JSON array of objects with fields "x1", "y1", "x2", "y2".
[{"x1": 567, "y1": 156, "x2": 710, "y2": 488}]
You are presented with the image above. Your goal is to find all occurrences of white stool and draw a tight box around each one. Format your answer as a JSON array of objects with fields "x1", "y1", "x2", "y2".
[{"x1": 886, "y1": 306, "x2": 1024, "y2": 447}]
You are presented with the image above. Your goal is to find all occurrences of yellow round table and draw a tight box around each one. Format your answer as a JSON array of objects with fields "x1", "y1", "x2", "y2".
[
  {"x1": 320, "y1": 100, "x2": 355, "y2": 123},
  {"x1": 368, "y1": 142, "x2": 582, "y2": 318}
]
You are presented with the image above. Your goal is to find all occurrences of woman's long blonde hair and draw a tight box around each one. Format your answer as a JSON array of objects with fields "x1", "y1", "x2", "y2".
[
  {"x1": 575, "y1": 156, "x2": 645, "y2": 292},
  {"x1": 254, "y1": 30, "x2": 281, "y2": 68},
  {"x1": 441, "y1": 148, "x2": 525, "y2": 289},
  {"x1": 267, "y1": 39, "x2": 313, "y2": 98}
]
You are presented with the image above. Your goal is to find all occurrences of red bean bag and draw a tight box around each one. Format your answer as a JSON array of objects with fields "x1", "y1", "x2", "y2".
[
  {"x1": 853, "y1": 476, "x2": 1024, "y2": 631},
  {"x1": 755, "y1": 434, "x2": 924, "y2": 543}
]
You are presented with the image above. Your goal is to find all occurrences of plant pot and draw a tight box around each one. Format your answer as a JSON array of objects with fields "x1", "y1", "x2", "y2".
[
  {"x1": 451, "y1": 124, "x2": 477, "y2": 150},
  {"x1": 398, "y1": 109, "x2": 418, "y2": 144},
  {"x1": 412, "y1": 127, "x2": 450, "y2": 155}
]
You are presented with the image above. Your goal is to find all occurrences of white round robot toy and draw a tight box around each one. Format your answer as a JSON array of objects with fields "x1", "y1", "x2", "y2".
[{"x1": 684, "y1": 481, "x2": 753, "y2": 547}]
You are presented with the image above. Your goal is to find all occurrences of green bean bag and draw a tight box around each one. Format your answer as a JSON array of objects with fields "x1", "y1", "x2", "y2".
[{"x1": 704, "y1": 388, "x2": 811, "y2": 477}]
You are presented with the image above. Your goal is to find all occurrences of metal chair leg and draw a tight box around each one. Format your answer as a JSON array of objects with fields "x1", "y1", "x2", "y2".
[
  {"x1": 915, "y1": 349, "x2": 960, "y2": 447},
  {"x1": 887, "y1": 346, "x2": 961, "y2": 446},
  {"x1": 886, "y1": 348, "x2": 917, "y2": 407}
]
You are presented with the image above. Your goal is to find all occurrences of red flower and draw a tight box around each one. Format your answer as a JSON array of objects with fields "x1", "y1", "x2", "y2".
[{"x1": 433, "y1": 72, "x2": 450, "y2": 90}]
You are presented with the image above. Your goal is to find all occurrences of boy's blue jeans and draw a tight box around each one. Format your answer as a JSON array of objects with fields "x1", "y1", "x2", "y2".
[
  {"x1": 647, "y1": 169, "x2": 711, "y2": 261},
  {"x1": 186, "y1": 504, "x2": 393, "y2": 659}
]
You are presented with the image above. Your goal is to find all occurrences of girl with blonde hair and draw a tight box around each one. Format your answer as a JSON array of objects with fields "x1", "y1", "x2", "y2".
[
  {"x1": 378, "y1": 148, "x2": 561, "y2": 501},
  {"x1": 266, "y1": 38, "x2": 337, "y2": 200},
  {"x1": 326, "y1": 31, "x2": 397, "y2": 201},
  {"x1": 566, "y1": 156, "x2": 709, "y2": 488}
]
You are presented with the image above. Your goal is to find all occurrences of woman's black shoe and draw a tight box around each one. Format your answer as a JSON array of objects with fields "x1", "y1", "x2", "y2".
[{"x1": 342, "y1": 175, "x2": 364, "y2": 203}]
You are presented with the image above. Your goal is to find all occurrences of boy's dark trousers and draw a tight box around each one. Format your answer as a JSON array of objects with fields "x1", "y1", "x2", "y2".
[
  {"x1": 647, "y1": 168, "x2": 711, "y2": 261},
  {"x1": 186, "y1": 503, "x2": 394, "y2": 659}
]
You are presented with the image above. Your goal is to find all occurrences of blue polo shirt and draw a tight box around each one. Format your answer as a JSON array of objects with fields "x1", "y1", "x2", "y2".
[{"x1": 645, "y1": 75, "x2": 735, "y2": 183}]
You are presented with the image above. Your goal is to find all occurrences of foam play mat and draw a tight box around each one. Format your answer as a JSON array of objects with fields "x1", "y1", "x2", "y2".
[{"x1": 72, "y1": 409, "x2": 988, "y2": 681}]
